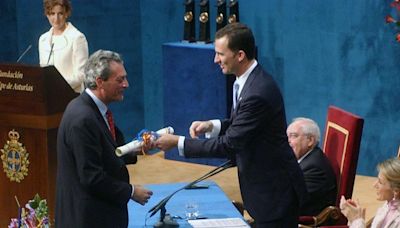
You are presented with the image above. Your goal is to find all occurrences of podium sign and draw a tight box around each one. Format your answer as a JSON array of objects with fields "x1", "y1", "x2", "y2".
[{"x1": 0, "y1": 63, "x2": 77, "y2": 226}]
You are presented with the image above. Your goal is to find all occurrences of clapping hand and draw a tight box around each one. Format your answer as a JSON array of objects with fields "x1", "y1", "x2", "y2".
[{"x1": 339, "y1": 195, "x2": 366, "y2": 223}]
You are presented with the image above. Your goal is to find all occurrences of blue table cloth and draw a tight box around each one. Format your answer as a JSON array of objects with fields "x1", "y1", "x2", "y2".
[{"x1": 128, "y1": 181, "x2": 245, "y2": 227}]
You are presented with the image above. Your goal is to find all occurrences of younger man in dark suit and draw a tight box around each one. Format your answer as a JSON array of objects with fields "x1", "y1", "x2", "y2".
[
  {"x1": 287, "y1": 117, "x2": 337, "y2": 216},
  {"x1": 156, "y1": 23, "x2": 307, "y2": 227},
  {"x1": 56, "y1": 50, "x2": 153, "y2": 227}
]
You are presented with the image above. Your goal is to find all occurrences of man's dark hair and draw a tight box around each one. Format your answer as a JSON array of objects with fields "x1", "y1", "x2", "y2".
[{"x1": 215, "y1": 23, "x2": 256, "y2": 60}]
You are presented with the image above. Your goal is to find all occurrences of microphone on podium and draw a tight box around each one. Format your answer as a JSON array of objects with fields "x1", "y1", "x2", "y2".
[
  {"x1": 46, "y1": 43, "x2": 54, "y2": 65},
  {"x1": 147, "y1": 159, "x2": 234, "y2": 227},
  {"x1": 16, "y1": 44, "x2": 32, "y2": 63}
]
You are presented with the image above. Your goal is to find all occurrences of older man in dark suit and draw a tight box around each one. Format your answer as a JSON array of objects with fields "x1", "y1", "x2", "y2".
[
  {"x1": 287, "y1": 117, "x2": 337, "y2": 216},
  {"x1": 55, "y1": 50, "x2": 153, "y2": 228},
  {"x1": 156, "y1": 23, "x2": 307, "y2": 227}
]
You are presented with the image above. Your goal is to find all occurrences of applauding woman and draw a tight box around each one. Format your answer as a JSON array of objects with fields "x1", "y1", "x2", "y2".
[
  {"x1": 340, "y1": 157, "x2": 400, "y2": 227},
  {"x1": 39, "y1": 0, "x2": 88, "y2": 93}
]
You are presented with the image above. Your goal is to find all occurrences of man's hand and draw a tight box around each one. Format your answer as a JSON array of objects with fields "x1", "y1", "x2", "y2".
[
  {"x1": 132, "y1": 185, "x2": 153, "y2": 205},
  {"x1": 189, "y1": 121, "x2": 213, "y2": 138},
  {"x1": 155, "y1": 134, "x2": 179, "y2": 151},
  {"x1": 141, "y1": 139, "x2": 156, "y2": 154}
]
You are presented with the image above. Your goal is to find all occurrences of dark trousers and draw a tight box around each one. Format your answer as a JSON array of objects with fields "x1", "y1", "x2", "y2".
[
  {"x1": 252, "y1": 189, "x2": 299, "y2": 228},
  {"x1": 254, "y1": 217, "x2": 298, "y2": 228}
]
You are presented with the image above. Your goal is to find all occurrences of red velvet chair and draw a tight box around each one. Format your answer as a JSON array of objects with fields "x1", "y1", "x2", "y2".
[{"x1": 298, "y1": 106, "x2": 364, "y2": 227}]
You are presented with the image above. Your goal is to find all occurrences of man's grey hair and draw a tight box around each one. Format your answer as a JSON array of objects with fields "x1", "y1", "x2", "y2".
[
  {"x1": 84, "y1": 50, "x2": 123, "y2": 89},
  {"x1": 292, "y1": 117, "x2": 321, "y2": 146}
]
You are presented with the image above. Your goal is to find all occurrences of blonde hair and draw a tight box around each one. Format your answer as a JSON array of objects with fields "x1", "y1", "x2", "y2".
[{"x1": 378, "y1": 157, "x2": 400, "y2": 191}]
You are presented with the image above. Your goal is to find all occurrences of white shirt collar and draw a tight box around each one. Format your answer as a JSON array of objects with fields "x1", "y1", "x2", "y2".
[
  {"x1": 85, "y1": 88, "x2": 108, "y2": 117},
  {"x1": 234, "y1": 60, "x2": 258, "y2": 97},
  {"x1": 297, "y1": 148, "x2": 314, "y2": 163}
]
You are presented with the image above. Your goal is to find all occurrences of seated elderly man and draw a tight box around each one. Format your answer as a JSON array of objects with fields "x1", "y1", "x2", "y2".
[{"x1": 287, "y1": 117, "x2": 337, "y2": 216}]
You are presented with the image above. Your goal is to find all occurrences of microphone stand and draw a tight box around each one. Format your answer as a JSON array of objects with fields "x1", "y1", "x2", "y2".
[
  {"x1": 16, "y1": 45, "x2": 32, "y2": 63},
  {"x1": 148, "y1": 160, "x2": 233, "y2": 227},
  {"x1": 154, "y1": 206, "x2": 176, "y2": 228},
  {"x1": 46, "y1": 43, "x2": 54, "y2": 65}
]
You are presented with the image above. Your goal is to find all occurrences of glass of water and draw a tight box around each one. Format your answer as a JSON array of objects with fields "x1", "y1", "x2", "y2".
[{"x1": 185, "y1": 201, "x2": 199, "y2": 220}]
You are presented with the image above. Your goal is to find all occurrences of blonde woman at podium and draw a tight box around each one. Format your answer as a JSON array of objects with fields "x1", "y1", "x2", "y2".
[{"x1": 38, "y1": 0, "x2": 88, "y2": 93}]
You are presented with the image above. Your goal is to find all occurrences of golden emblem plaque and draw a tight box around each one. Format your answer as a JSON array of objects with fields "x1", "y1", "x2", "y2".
[{"x1": 1, "y1": 129, "x2": 29, "y2": 182}]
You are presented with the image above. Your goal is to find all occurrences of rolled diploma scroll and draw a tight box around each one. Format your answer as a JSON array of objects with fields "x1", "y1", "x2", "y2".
[{"x1": 115, "y1": 126, "x2": 174, "y2": 157}]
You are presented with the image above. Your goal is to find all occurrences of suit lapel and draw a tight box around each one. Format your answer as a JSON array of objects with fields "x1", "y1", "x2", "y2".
[
  {"x1": 232, "y1": 65, "x2": 260, "y2": 113},
  {"x1": 81, "y1": 93, "x2": 117, "y2": 147}
]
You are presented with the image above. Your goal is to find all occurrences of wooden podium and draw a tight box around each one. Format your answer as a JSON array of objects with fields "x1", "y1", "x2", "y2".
[{"x1": 0, "y1": 63, "x2": 77, "y2": 226}]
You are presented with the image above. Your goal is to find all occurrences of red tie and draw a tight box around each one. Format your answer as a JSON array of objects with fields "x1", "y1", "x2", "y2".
[{"x1": 106, "y1": 109, "x2": 116, "y2": 141}]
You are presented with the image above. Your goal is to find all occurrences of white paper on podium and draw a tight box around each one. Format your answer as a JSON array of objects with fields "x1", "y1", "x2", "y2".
[{"x1": 188, "y1": 218, "x2": 250, "y2": 228}]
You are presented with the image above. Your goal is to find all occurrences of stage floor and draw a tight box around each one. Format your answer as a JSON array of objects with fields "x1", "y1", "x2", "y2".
[{"x1": 128, "y1": 152, "x2": 380, "y2": 222}]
